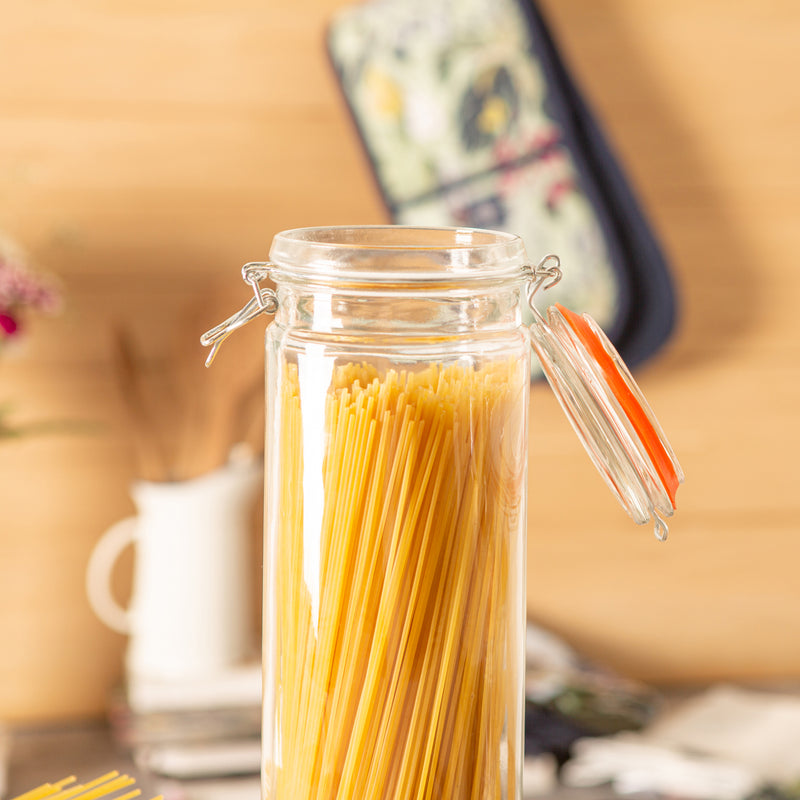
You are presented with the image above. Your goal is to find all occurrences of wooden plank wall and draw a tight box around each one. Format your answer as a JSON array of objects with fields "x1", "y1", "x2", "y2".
[{"x1": 0, "y1": 0, "x2": 798, "y2": 721}]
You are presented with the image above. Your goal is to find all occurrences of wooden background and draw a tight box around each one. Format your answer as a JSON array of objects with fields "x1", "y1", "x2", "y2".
[{"x1": 1, "y1": 0, "x2": 798, "y2": 721}]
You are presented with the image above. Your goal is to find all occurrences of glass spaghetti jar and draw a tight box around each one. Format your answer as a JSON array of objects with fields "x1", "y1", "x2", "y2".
[{"x1": 202, "y1": 225, "x2": 683, "y2": 800}]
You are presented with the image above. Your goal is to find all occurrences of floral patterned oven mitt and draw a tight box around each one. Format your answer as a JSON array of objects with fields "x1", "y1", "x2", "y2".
[{"x1": 327, "y1": 0, "x2": 677, "y2": 371}]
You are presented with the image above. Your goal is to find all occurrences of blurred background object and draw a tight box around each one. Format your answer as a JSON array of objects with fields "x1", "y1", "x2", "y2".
[
  {"x1": 327, "y1": 0, "x2": 677, "y2": 371},
  {"x1": 0, "y1": 232, "x2": 61, "y2": 438},
  {"x1": 561, "y1": 685, "x2": 800, "y2": 797},
  {"x1": 0, "y1": 723, "x2": 7, "y2": 798},
  {"x1": 0, "y1": 0, "x2": 798, "y2": 740},
  {"x1": 85, "y1": 447, "x2": 261, "y2": 683},
  {"x1": 524, "y1": 621, "x2": 660, "y2": 765}
]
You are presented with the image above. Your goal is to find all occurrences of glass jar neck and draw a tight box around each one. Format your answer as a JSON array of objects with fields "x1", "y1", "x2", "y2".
[
  {"x1": 272, "y1": 280, "x2": 525, "y2": 337},
  {"x1": 267, "y1": 226, "x2": 530, "y2": 337}
]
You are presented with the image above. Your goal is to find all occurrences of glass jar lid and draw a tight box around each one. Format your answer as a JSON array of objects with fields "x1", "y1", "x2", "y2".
[
  {"x1": 527, "y1": 261, "x2": 683, "y2": 540},
  {"x1": 268, "y1": 225, "x2": 529, "y2": 286}
]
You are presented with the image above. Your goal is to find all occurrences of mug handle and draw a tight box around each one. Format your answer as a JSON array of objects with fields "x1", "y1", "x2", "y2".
[{"x1": 85, "y1": 516, "x2": 138, "y2": 634}]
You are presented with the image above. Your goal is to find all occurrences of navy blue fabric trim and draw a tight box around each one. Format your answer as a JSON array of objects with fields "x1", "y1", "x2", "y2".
[{"x1": 520, "y1": 1, "x2": 678, "y2": 366}]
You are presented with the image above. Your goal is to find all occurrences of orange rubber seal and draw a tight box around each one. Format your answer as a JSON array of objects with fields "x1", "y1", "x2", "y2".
[{"x1": 556, "y1": 303, "x2": 679, "y2": 507}]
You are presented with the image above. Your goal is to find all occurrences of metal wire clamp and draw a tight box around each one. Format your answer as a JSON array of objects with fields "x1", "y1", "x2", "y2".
[{"x1": 200, "y1": 262, "x2": 278, "y2": 367}]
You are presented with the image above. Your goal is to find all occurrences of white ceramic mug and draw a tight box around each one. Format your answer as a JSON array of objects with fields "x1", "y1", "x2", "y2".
[{"x1": 86, "y1": 452, "x2": 262, "y2": 682}]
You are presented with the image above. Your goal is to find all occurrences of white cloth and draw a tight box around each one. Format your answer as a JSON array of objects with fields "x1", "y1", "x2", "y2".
[
  {"x1": 563, "y1": 685, "x2": 800, "y2": 799},
  {"x1": 649, "y1": 684, "x2": 800, "y2": 782},
  {"x1": 562, "y1": 732, "x2": 760, "y2": 799}
]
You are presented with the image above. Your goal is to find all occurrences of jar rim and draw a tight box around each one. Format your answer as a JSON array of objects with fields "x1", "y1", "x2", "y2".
[{"x1": 268, "y1": 225, "x2": 528, "y2": 285}]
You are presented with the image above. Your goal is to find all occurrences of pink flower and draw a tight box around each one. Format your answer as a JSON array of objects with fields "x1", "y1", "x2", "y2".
[
  {"x1": 0, "y1": 259, "x2": 57, "y2": 311},
  {"x1": 0, "y1": 239, "x2": 60, "y2": 347},
  {"x1": 0, "y1": 312, "x2": 18, "y2": 337},
  {"x1": 0, "y1": 234, "x2": 60, "y2": 439}
]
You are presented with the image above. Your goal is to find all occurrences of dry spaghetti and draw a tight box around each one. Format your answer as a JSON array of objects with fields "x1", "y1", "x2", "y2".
[
  {"x1": 11, "y1": 771, "x2": 162, "y2": 800},
  {"x1": 266, "y1": 358, "x2": 526, "y2": 800}
]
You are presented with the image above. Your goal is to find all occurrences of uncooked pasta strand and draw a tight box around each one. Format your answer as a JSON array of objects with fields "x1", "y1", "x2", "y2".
[
  {"x1": 306, "y1": 392, "x2": 379, "y2": 795},
  {"x1": 335, "y1": 412, "x2": 424, "y2": 798},
  {"x1": 361, "y1": 415, "x2": 451, "y2": 799},
  {"x1": 315, "y1": 408, "x2": 394, "y2": 799},
  {"x1": 270, "y1": 359, "x2": 524, "y2": 800}
]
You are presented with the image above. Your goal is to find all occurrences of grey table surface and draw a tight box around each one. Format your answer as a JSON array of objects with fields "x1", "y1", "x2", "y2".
[
  {"x1": 5, "y1": 720, "x2": 152, "y2": 797},
  {"x1": 4, "y1": 720, "x2": 622, "y2": 800}
]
